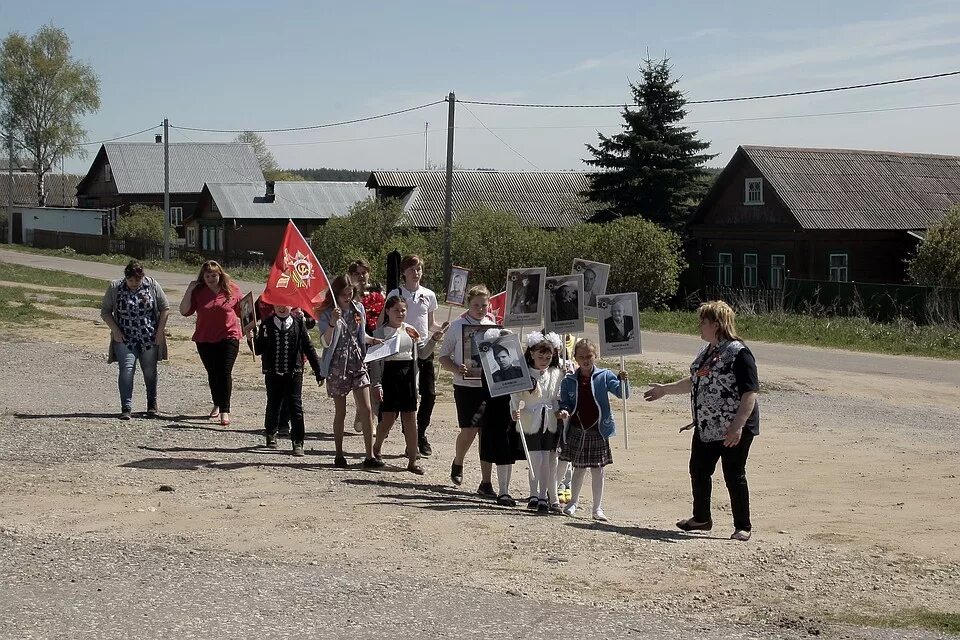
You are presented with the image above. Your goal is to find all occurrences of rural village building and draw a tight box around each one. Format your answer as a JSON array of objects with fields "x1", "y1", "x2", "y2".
[
  {"x1": 75, "y1": 142, "x2": 263, "y2": 236},
  {"x1": 688, "y1": 145, "x2": 960, "y2": 288},
  {"x1": 366, "y1": 170, "x2": 593, "y2": 228},
  {"x1": 185, "y1": 181, "x2": 369, "y2": 259}
]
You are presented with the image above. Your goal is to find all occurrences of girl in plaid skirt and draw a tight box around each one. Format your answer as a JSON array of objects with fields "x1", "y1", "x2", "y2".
[{"x1": 558, "y1": 339, "x2": 628, "y2": 522}]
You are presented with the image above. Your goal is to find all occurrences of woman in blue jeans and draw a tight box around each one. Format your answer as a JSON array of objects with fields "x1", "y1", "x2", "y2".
[{"x1": 100, "y1": 260, "x2": 170, "y2": 419}]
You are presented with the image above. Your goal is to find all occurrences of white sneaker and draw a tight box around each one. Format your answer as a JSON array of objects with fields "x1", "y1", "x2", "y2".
[
  {"x1": 592, "y1": 509, "x2": 608, "y2": 522},
  {"x1": 562, "y1": 502, "x2": 577, "y2": 517}
]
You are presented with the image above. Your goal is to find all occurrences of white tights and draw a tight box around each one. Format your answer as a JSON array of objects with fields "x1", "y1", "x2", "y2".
[
  {"x1": 496, "y1": 464, "x2": 513, "y2": 497},
  {"x1": 570, "y1": 466, "x2": 605, "y2": 513},
  {"x1": 525, "y1": 450, "x2": 559, "y2": 503}
]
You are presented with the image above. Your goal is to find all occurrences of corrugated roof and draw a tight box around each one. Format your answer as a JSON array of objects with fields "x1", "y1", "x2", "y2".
[
  {"x1": 741, "y1": 145, "x2": 960, "y2": 230},
  {"x1": 93, "y1": 143, "x2": 263, "y2": 195},
  {"x1": 0, "y1": 172, "x2": 81, "y2": 207},
  {"x1": 202, "y1": 182, "x2": 370, "y2": 220},
  {"x1": 367, "y1": 170, "x2": 593, "y2": 227}
]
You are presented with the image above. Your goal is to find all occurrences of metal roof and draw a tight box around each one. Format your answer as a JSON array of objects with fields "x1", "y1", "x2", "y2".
[
  {"x1": 367, "y1": 170, "x2": 593, "y2": 228},
  {"x1": 740, "y1": 145, "x2": 960, "y2": 230},
  {"x1": 202, "y1": 182, "x2": 370, "y2": 220},
  {"x1": 83, "y1": 143, "x2": 264, "y2": 195},
  {"x1": 0, "y1": 172, "x2": 81, "y2": 207}
]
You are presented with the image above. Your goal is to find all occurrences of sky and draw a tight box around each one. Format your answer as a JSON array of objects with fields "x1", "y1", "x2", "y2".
[{"x1": 3, "y1": 0, "x2": 960, "y2": 175}]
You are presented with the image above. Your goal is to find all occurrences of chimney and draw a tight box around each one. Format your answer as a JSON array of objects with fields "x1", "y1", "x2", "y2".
[
  {"x1": 155, "y1": 134, "x2": 163, "y2": 143},
  {"x1": 265, "y1": 180, "x2": 275, "y2": 202}
]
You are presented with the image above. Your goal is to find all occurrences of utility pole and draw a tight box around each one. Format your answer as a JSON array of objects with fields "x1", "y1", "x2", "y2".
[
  {"x1": 162, "y1": 118, "x2": 170, "y2": 261},
  {"x1": 442, "y1": 92, "x2": 455, "y2": 282},
  {"x1": 424, "y1": 122, "x2": 428, "y2": 170},
  {"x1": 6, "y1": 129, "x2": 13, "y2": 245}
]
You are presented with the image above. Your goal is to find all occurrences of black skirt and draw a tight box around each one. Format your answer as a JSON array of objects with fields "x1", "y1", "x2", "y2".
[
  {"x1": 380, "y1": 360, "x2": 417, "y2": 413},
  {"x1": 477, "y1": 392, "x2": 523, "y2": 465}
]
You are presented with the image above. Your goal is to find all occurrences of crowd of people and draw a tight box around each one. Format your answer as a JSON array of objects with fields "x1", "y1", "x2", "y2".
[{"x1": 101, "y1": 256, "x2": 760, "y2": 541}]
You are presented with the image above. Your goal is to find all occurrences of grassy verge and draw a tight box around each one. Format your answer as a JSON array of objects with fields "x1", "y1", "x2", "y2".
[
  {"x1": 0, "y1": 287, "x2": 63, "y2": 324},
  {"x1": 0, "y1": 261, "x2": 108, "y2": 291},
  {"x1": 641, "y1": 310, "x2": 960, "y2": 360},
  {"x1": 597, "y1": 358, "x2": 685, "y2": 386},
  {"x1": 0, "y1": 244, "x2": 270, "y2": 282},
  {"x1": 835, "y1": 608, "x2": 960, "y2": 634},
  {"x1": 0, "y1": 285, "x2": 103, "y2": 310}
]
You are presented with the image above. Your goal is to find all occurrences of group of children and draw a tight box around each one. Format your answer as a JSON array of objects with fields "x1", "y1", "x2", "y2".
[{"x1": 248, "y1": 254, "x2": 629, "y2": 520}]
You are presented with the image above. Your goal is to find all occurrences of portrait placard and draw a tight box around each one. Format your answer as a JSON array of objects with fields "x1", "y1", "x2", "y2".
[
  {"x1": 597, "y1": 292, "x2": 642, "y2": 357},
  {"x1": 240, "y1": 292, "x2": 257, "y2": 335},
  {"x1": 544, "y1": 273, "x2": 585, "y2": 334},
  {"x1": 504, "y1": 267, "x2": 546, "y2": 327},
  {"x1": 446, "y1": 265, "x2": 470, "y2": 307},
  {"x1": 461, "y1": 323, "x2": 496, "y2": 380},
  {"x1": 571, "y1": 259, "x2": 611, "y2": 318},
  {"x1": 474, "y1": 329, "x2": 533, "y2": 398}
]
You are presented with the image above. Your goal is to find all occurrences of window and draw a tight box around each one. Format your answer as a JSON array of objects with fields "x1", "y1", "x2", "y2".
[
  {"x1": 216, "y1": 227, "x2": 224, "y2": 252},
  {"x1": 169, "y1": 207, "x2": 183, "y2": 225},
  {"x1": 829, "y1": 253, "x2": 849, "y2": 282},
  {"x1": 770, "y1": 254, "x2": 786, "y2": 289},
  {"x1": 744, "y1": 178, "x2": 762, "y2": 205},
  {"x1": 186, "y1": 227, "x2": 196, "y2": 247},
  {"x1": 717, "y1": 253, "x2": 733, "y2": 286},
  {"x1": 103, "y1": 163, "x2": 112, "y2": 182},
  {"x1": 743, "y1": 253, "x2": 758, "y2": 288}
]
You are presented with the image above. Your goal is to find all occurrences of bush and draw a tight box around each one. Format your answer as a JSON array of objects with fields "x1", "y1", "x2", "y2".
[
  {"x1": 909, "y1": 206, "x2": 960, "y2": 289},
  {"x1": 115, "y1": 205, "x2": 164, "y2": 243}
]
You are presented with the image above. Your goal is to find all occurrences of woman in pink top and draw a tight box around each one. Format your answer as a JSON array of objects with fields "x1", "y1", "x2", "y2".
[{"x1": 179, "y1": 260, "x2": 243, "y2": 426}]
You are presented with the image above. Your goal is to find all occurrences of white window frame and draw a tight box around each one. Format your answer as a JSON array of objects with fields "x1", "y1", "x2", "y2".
[
  {"x1": 169, "y1": 206, "x2": 184, "y2": 226},
  {"x1": 743, "y1": 253, "x2": 758, "y2": 288},
  {"x1": 717, "y1": 253, "x2": 733, "y2": 287},
  {"x1": 744, "y1": 178, "x2": 763, "y2": 205},
  {"x1": 829, "y1": 253, "x2": 849, "y2": 282},
  {"x1": 770, "y1": 254, "x2": 786, "y2": 289},
  {"x1": 103, "y1": 163, "x2": 112, "y2": 182},
  {"x1": 186, "y1": 227, "x2": 196, "y2": 247}
]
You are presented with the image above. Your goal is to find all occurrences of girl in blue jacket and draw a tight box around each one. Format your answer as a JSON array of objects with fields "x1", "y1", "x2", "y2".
[{"x1": 558, "y1": 338, "x2": 628, "y2": 521}]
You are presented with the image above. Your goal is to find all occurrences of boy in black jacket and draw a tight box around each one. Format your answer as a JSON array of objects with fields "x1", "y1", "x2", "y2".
[{"x1": 252, "y1": 304, "x2": 322, "y2": 456}]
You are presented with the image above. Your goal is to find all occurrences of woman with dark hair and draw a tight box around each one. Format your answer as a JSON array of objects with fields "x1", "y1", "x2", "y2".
[
  {"x1": 644, "y1": 300, "x2": 760, "y2": 542},
  {"x1": 317, "y1": 275, "x2": 385, "y2": 468},
  {"x1": 100, "y1": 260, "x2": 170, "y2": 419},
  {"x1": 179, "y1": 260, "x2": 243, "y2": 426}
]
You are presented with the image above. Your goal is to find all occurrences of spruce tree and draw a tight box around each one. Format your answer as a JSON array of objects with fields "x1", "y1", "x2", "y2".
[{"x1": 584, "y1": 58, "x2": 716, "y2": 231}]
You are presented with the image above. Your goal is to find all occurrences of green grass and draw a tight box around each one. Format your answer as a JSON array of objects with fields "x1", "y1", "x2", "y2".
[
  {"x1": 0, "y1": 260, "x2": 109, "y2": 291},
  {"x1": 597, "y1": 358, "x2": 686, "y2": 386},
  {"x1": 836, "y1": 608, "x2": 960, "y2": 634},
  {"x1": 641, "y1": 310, "x2": 960, "y2": 360},
  {"x1": 0, "y1": 244, "x2": 270, "y2": 283},
  {"x1": 0, "y1": 287, "x2": 62, "y2": 324},
  {"x1": 0, "y1": 285, "x2": 104, "y2": 310}
]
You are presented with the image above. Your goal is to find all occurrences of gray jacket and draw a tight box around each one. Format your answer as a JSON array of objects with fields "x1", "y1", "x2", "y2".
[{"x1": 100, "y1": 276, "x2": 170, "y2": 363}]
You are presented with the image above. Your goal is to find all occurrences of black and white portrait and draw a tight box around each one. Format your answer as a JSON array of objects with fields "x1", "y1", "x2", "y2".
[
  {"x1": 597, "y1": 293, "x2": 642, "y2": 357},
  {"x1": 474, "y1": 329, "x2": 532, "y2": 397},
  {"x1": 461, "y1": 323, "x2": 494, "y2": 380},
  {"x1": 240, "y1": 292, "x2": 256, "y2": 335},
  {"x1": 571, "y1": 259, "x2": 610, "y2": 316},
  {"x1": 544, "y1": 274, "x2": 585, "y2": 334},
  {"x1": 504, "y1": 267, "x2": 546, "y2": 327},
  {"x1": 446, "y1": 265, "x2": 470, "y2": 307}
]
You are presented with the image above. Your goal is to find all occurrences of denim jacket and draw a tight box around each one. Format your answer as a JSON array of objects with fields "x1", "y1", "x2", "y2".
[{"x1": 558, "y1": 367, "x2": 629, "y2": 439}]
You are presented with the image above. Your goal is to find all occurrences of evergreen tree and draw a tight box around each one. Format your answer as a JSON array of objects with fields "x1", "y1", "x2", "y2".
[{"x1": 584, "y1": 58, "x2": 716, "y2": 231}]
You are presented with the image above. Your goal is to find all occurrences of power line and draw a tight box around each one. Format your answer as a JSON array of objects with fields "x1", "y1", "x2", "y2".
[
  {"x1": 457, "y1": 70, "x2": 960, "y2": 108},
  {"x1": 267, "y1": 130, "x2": 431, "y2": 147},
  {"x1": 80, "y1": 124, "x2": 163, "y2": 146},
  {"x1": 459, "y1": 103, "x2": 541, "y2": 170},
  {"x1": 171, "y1": 100, "x2": 446, "y2": 134}
]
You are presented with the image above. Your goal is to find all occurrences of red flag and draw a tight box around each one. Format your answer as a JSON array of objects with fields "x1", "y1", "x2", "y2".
[
  {"x1": 488, "y1": 290, "x2": 507, "y2": 324},
  {"x1": 260, "y1": 221, "x2": 330, "y2": 315}
]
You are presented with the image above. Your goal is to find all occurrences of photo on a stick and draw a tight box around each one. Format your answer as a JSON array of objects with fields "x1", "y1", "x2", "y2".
[
  {"x1": 446, "y1": 265, "x2": 470, "y2": 307},
  {"x1": 240, "y1": 292, "x2": 256, "y2": 335},
  {"x1": 461, "y1": 323, "x2": 496, "y2": 380},
  {"x1": 544, "y1": 273, "x2": 585, "y2": 334},
  {"x1": 504, "y1": 267, "x2": 546, "y2": 327},
  {"x1": 597, "y1": 292, "x2": 642, "y2": 357},
  {"x1": 571, "y1": 259, "x2": 610, "y2": 317},
  {"x1": 473, "y1": 329, "x2": 532, "y2": 398}
]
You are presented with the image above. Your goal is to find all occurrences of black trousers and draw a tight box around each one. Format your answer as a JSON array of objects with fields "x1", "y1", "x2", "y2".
[
  {"x1": 689, "y1": 429, "x2": 754, "y2": 531},
  {"x1": 416, "y1": 354, "x2": 437, "y2": 437},
  {"x1": 264, "y1": 372, "x2": 305, "y2": 444},
  {"x1": 196, "y1": 339, "x2": 240, "y2": 413}
]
